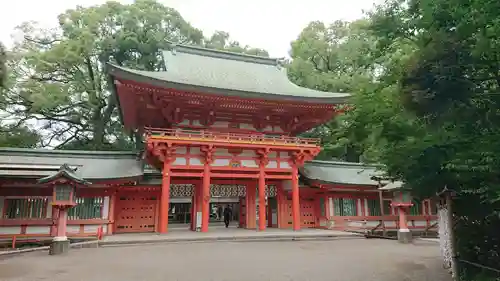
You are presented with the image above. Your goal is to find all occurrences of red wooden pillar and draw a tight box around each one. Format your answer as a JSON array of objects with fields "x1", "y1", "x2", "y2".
[
  {"x1": 276, "y1": 183, "x2": 284, "y2": 229},
  {"x1": 267, "y1": 198, "x2": 273, "y2": 227},
  {"x1": 190, "y1": 185, "x2": 197, "y2": 231},
  {"x1": 258, "y1": 168, "x2": 266, "y2": 231},
  {"x1": 201, "y1": 162, "x2": 211, "y2": 232},
  {"x1": 55, "y1": 208, "x2": 68, "y2": 238},
  {"x1": 50, "y1": 207, "x2": 59, "y2": 236},
  {"x1": 246, "y1": 184, "x2": 257, "y2": 229},
  {"x1": 291, "y1": 166, "x2": 301, "y2": 231},
  {"x1": 107, "y1": 191, "x2": 116, "y2": 235},
  {"x1": 239, "y1": 197, "x2": 246, "y2": 228},
  {"x1": 398, "y1": 206, "x2": 409, "y2": 230},
  {"x1": 159, "y1": 161, "x2": 171, "y2": 234}
]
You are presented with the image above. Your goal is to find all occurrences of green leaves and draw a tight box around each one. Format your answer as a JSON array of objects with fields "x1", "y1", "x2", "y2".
[{"x1": 2, "y1": 1, "x2": 267, "y2": 150}]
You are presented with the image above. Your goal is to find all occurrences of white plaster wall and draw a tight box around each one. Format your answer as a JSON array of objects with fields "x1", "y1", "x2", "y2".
[
  {"x1": 214, "y1": 148, "x2": 231, "y2": 156},
  {"x1": 241, "y1": 150, "x2": 256, "y2": 156},
  {"x1": 366, "y1": 221, "x2": 381, "y2": 227},
  {"x1": 190, "y1": 158, "x2": 203, "y2": 166},
  {"x1": 211, "y1": 159, "x2": 230, "y2": 167},
  {"x1": 176, "y1": 146, "x2": 187, "y2": 154},
  {"x1": 102, "y1": 197, "x2": 110, "y2": 220},
  {"x1": 190, "y1": 146, "x2": 201, "y2": 155},
  {"x1": 266, "y1": 161, "x2": 278, "y2": 168},
  {"x1": 279, "y1": 161, "x2": 291, "y2": 169},
  {"x1": 26, "y1": 226, "x2": 50, "y2": 234},
  {"x1": 84, "y1": 225, "x2": 103, "y2": 233},
  {"x1": 384, "y1": 221, "x2": 397, "y2": 227},
  {"x1": 357, "y1": 199, "x2": 363, "y2": 216},
  {"x1": 241, "y1": 160, "x2": 258, "y2": 167},
  {"x1": 173, "y1": 157, "x2": 187, "y2": 165},
  {"x1": 66, "y1": 225, "x2": 80, "y2": 234},
  {"x1": 0, "y1": 226, "x2": 21, "y2": 234},
  {"x1": 413, "y1": 220, "x2": 427, "y2": 227},
  {"x1": 328, "y1": 197, "x2": 334, "y2": 217},
  {"x1": 46, "y1": 197, "x2": 52, "y2": 218}
]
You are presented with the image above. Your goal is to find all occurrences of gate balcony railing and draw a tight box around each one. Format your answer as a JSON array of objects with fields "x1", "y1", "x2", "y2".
[{"x1": 144, "y1": 127, "x2": 320, "y2": 147}]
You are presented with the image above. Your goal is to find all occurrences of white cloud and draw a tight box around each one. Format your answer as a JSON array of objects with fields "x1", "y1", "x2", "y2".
[{"x1": 0, "y1": 0, "x2": 378, "y2": 57}]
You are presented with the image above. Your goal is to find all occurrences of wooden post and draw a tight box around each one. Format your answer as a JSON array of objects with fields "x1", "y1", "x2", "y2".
[
  {"x1": 56, "y1": 208, "x2": 68, "y2": 238},
  {"x1": 190, "y1": 187, "x2": 197, "y2": 231},
  {"x1": 201, "y1": 163, "x2": 211, "y2": 232},
  {"x1": 107, "y1": 191, "x2": 116, "y2": 235},
  {"x1": 159, "y1": 161, "x2": 171, "y2": 233},
  {"x1": 246, "y1": 184, "x2": 256, "y2": 229},
  {"x1": 258, "y1": 168, "x2": 266, "y2": 231},
  {"x1": 378, "y1": 190, "x2": 387, "y2": 236},
  {"x1": 446, "y1": 193, "x2": 459, "y2": 281},
  {"x1": 276, "y1": 183, "x2": 283, "y2": 229},
  {"x1": 291, "y1": 166, "x2": 301, "y2": 231}
]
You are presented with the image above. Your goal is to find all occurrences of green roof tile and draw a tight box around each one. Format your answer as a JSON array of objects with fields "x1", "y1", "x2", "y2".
[
  {"x1": 0, "y1": 147, "x2": 143, "y2": 180},
  {"x1": 108, "y1": 44, "x2": 350, "y2": 103},
  {"x1": 300, "y1": 160, "x2": 384, "y2": 186}
]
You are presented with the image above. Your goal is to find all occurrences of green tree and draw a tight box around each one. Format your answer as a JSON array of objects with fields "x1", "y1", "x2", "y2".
[
  {"x1": 288, "y1": 20, "x2": 380, "y2": 161},
  {"x1": 0, "y1": 43, "x2": 5, "y2": 88},
  {"x1": 3, "y1": 0, "x2": 204, "y2": 150},
  {"x1": 204, "y1": 31, "x2": 269, "y2": 57},
  {"x1": 3, "y1": 0, "x2": 269, "y2": 150},
  {"x1": 349, "y1": 0, "x2": 500, "y2": 279}
]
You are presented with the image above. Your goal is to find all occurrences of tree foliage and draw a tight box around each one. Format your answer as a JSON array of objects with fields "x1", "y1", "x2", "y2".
[
  {"x1": 1, "y1": 0, "x2": 268, "y2": 150},
  {"x1": 290, "y1": 0, "x2": 500, "y2": 279}
]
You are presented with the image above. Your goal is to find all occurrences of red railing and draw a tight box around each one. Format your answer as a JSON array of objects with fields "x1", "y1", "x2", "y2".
[{"x1": 144, "y1": 127, "x2": 321, "y2": 146}]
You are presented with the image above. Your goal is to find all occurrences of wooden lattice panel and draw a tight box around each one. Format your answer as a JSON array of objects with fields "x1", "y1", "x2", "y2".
[
  {"x1": 171, "y1": 184, "x2": 194, "y2": 197},
  {"x1": 168, "y1": 184, "x2": 276, "y2": 198},
  {"x1": 115, "y1": 191, "x2": 158, "y2": 233}
]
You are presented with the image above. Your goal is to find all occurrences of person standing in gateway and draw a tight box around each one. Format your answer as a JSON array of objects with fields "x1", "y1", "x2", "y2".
[{"x1": 223, "y1": 205, "x2": 232, "y2": 228}]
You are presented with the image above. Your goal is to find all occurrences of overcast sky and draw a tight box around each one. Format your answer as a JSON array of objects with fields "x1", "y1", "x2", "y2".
[{"x1": 0, "y1": 0, "x2": 378, "y2": 57}]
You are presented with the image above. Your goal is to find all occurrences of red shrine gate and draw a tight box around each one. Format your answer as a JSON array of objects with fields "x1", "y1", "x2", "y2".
[{"x1": 107, "y1": 44, "x2": 347, "y2": 233}]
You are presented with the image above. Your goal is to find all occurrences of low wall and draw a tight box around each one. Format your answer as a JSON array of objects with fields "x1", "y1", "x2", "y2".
[
  {"x1": 0, "y1": 219, "x2": 109, "y2": 239},
  {"x1": 319, "y1": 215, "x2": 438, "y2": 232}
]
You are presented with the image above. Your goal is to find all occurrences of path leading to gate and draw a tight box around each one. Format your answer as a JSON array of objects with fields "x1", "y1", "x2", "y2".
[
  {"x1": 103, "y1": 227, "x2": 359, "y2": 246},
  {"x1": 0, "y1": 239, "x2": 450, "y2": 281}
]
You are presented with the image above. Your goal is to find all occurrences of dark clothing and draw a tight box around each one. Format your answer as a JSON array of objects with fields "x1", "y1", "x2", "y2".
[{"x1": 223, "y1": 207, "x2": 232, "y2": 228}]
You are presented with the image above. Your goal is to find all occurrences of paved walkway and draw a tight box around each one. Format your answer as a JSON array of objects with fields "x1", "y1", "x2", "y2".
[
  {"x1": 0, "y1": 239, "x2": 451, "y2": 281},
  {"x1": 101, "y1": 227, "x2": 359, "y2": 246}
]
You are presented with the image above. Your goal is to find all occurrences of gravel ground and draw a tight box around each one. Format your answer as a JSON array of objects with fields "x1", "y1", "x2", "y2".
[{"x1": 0, "y1": 239, "x2": 451, "y2": 281}]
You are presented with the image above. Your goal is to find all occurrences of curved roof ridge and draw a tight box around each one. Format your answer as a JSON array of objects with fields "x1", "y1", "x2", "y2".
[
  {"x1": 0, "y1": 147, "x2": 140, "y2": 157},
  {"x1": 169, "y1": 44, "x2": 282, "y2": 66},
  {"x1": 306, "y1": 160, "x2": 382, "y2": 168}
]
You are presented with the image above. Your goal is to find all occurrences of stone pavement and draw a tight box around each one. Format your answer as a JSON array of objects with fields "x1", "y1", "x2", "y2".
[
  {"x1": 0, "y1": 238, "x2": 451, "y2": 281},
  {"x1": 101, "y1": 227, "x2": 360, "y2": 246}
]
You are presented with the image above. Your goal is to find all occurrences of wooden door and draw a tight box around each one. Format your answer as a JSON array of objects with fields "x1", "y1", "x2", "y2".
[{"x1": 115, "y1": 190, "x2": 158, "y2": 233}]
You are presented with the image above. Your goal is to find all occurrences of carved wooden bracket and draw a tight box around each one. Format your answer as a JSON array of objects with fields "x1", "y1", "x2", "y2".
[
  {"x1": 289, "y1": 149, "x2": 320, "y2": 167},
  {"x1": 200, "y1": 145, "x2": 215, "y2": 165},
  {"x1": 256, "y1": 148, "x2": 270, "y2": 167},
  {"x1": 148, "y1": 141, "x2": 176, "y2": 163}
]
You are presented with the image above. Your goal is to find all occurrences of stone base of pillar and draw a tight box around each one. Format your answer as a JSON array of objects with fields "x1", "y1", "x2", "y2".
[
  {"x1": 50, "y1": 237, "x2": 70, "y2": 255},
  {"x1": 397, "y1": 229, "x2": 412, "y2": 244}
]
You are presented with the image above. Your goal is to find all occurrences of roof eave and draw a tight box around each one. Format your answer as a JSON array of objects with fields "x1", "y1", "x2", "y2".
[{"x1": 107, "y1": 63, "x2": 348, "y2": 105}]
